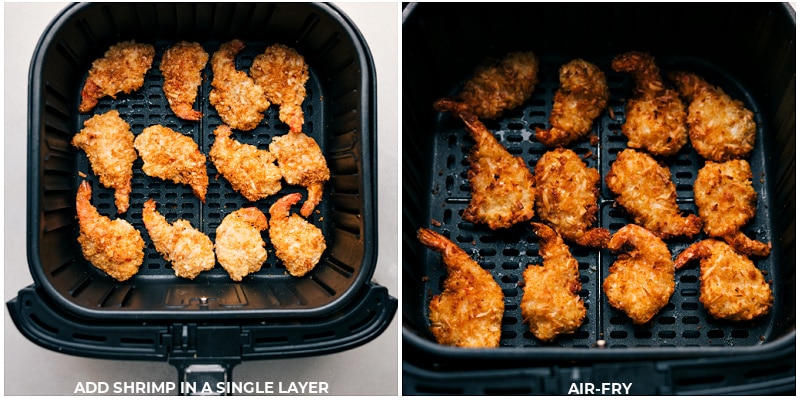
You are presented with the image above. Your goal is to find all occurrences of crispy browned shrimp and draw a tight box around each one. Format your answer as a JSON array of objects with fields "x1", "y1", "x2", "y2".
[
  {"x1": 134, "y1": 125, "x2": 209, "y2": 202},
  {"x1": 603, "y1": 224, "x2": 675, "y2": 325},
  {"x1": 606, "y1": 148, "x2": 702, "y2": 240},
  {"x1": 250, "y1": 44, "x2": 309, "y2": 133},
  {"x1": 459, "y1": 112, "x2": 536, "y2": 230},
  {"x1": 71, "y1": 110, "x2": 138, "y2": 214},
  {"x1": 521, "y1": 223, "x2": 586, "y2": 341},
  {"x1": 675, "y1": 239, "x2": 773, "y2": 321},
  {"x1": 668, "y1": 70, "x2": 756, "y2": 162},
  {"x1": 434, "y1": 51, "x2": 539, "y2": 120},
  {"x1": 75, "y1": 181, "x2": 144, "y2": 281},
  {"x1": 418, "y1": 228, "x2": 504, "y2": 348},
  {"x1": 534, "y1": 148, "x2": 609, "y2": 247},
  {"x1": 215, "y1": 207, "x2": 269, "y2": 282},
  {"x1": 160, "y1": 41, "x2": 209, "y2": 121},
  {"x1": 611, "y1": 51, "x2": 688, "y2": 157},
  {"x1": 535, "y1": 59, "x2": 609, "y2": 147},
  {"x1": 268, "y1": 193, "x2": 327, "y2": 277},
  {"x1": 268, "y1": 131, "x2": 330, "y2": 217},
  {"x1": 209, "y1": 39, "x2": 270, "y2": 131},
  {"x1": 79, "y1": 41, "x2": 155, "y2": 113},
  {"x1": 694, "y1": 160, "x2": 771, "y2": 256},
  {"x1": 142, "y1": 199, "x2": 215, "y2": 280},
  {"x1": 209, "y1": 124, "x2": 282, "y2": 202}
]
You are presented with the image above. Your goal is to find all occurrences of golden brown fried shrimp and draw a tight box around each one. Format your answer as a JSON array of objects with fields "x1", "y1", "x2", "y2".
[
  {"x1": 535, "y1": 59, "x2": 609, "y2": 147},
  {"x1": 675, "y1": 239, "x2": 773, "y2": 321},
  {"x1": 458, "y1": 112, "x2": 535, "y2": 230},
  {"x1": 521, "y1": 223, "x2": 586, "y2": 342},
  {"x1": 668, "y1": 70, "x2": 756, "y2": 162},
  {"x1": 134, "y1": 125, "x2": 209, "y2": 202},
  {"x1": 603, "y1": 224, "x2": 675, "y2": 325},
  {"x1": 79, "y1": 41, "x2": 155, "y2": 113},
  {"x1": 160, "y1": 41, "x2": 209, "y2": 121},
  {"x1": 534, "y1": 148, "x2": 609, "y2": 248},
  {"x1": 215, "y1": 207, "x2": 268, "y2": 282},
  {"x1": 250, "y1": 44, "x2": 309, "y2": 133},
  {"x1": 268, "y1": 131, "x2": 330, "y2": 217},
  {"x1": 611, "y1": 52, "x2": 688, "y2": 157},
  {"x1": 434, "y1": 51, "x2": 539, "y2": 120},
  {"x1": 71, "y1": 110, "x2": 137, "y2": 214},
  {"x1": 694, "y1": 160, "x2": 771, "y2": 256},
  {"x1": 606, "y1": 149, "x2": 701, "y2": 239},
  {"x1": 209, "y1": 124, "x2": 282, "y2": 202},
  {"x1": 418, "y1": 228, "x2": 504, "y2": 348},
  {"x1": 142, "y1": 199, "x2": 214, "y2": 280},
  {"x1": 268, "y1": 193, "x2": 327, "y2": 277},
  {"x1": 209, "y1": 39, "x2": 270, "y2": 131},
  {"x1": 75, "y1": 181, "x2": 144, "y2": 282}
]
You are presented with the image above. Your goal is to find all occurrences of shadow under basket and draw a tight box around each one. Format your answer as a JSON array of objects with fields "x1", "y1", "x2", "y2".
[
  {"x1": 9, "y1": 2, "x2": 395, "y2": 385},
  {"x1": 402, "y1": 2, "x2": 794, "y2": 395}
]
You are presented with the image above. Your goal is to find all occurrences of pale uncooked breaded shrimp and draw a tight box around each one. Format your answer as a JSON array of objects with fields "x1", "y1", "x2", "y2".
[
  {"x1": 268, "y1": 131, "x2": 330, "y2": 217},
  {"x1": 418, "y1": 228, "x2": 504, "y2": 348},
  {"x1": 268, "y1": 193, "x2": 326, "y2": 277},
  {"x1": 79, "y1": 41, "x2": 155, "y2": 113},
  {"x1": 75, "y1": 181, "x2": 144, "y2": 282},
  {"x1": 134, "y1": 125, "x2": 209, "y2": 202},
  {"x1": 603, "y1": 224, "x2": 675, "y2": 325},
  {"x1": 668, "y1": 70, "x2": 756, "y2": 162},
  {"x1": 250, "y1": 44, "x2": 309, "y2": 133},
  {"x1": 209, "y1": 124, "x2": 282, "y2": 202},
  {"x1": 209, "y1": 39, "x2": 270, "y2": 131},
  {"x1": 142, "y1": 199, "x2": 215, "y2": 280},
  {"x1": 521, "y1": 223, "x2": 586, "y2": 342},
  {"x1": 611, "y1": 51, "x2": 688, "y2": 157},
  {"x1": 160, "y1": 41, "x2": 209, "y2": 121},
  {"x1": 214, "y1": 207, "x2": 269, "y2": 282},
  {"x1": 71, "y1": 110, "x2": 138, "y2": 214},
  {"x1": 434, "y1": 51, "x2": 539, "y2": 120},
  {"x1": 675, "y1": 239, "x2": 772, "y2": 321},
  {"x1": 535, "y1": 59, "x2": 609, "y2": 147}
]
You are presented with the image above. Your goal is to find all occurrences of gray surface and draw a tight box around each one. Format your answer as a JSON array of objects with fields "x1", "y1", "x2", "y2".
[{"x1": 4, "y1": 2, "x2": 399, "y2": 396}]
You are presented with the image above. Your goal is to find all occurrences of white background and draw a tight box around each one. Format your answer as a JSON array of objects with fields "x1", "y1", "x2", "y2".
[{"x1": 3, "y1": 2, "x2": 399, "y2": 396}]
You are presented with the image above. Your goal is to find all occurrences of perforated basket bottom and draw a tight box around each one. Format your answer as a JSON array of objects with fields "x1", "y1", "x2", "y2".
[{"x1": 419, "y1": 54, "x2": 778, "y2": 349}]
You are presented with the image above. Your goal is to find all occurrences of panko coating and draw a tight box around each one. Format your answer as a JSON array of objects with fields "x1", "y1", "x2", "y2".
[
  {"x1": 160, "y1": 41, "x2": 209, "y2": 121},
  {"x1": 209, "y1": 39, "x2": 270, "y2": 131},
  {"x1": 209, "y1": 124, "x2": 282, "y2": 202},
  {"x1": 250, "y1": 44, "x2": 309, "y2": 133},
  {"x1": 268, "y1": 193, "x2": 327, "y2": 277},
  {"x1": 215, "y1": 207, "x2": 269, "y2": 282},
  {"x1": 134, "y1": 125, "x2": 209, "y2": 202},
  {"x1": 268, "y1": 131, "x2": 330, "y2": 217},
  {"x1": 79, "y1": 40, "x2": 155, "y2": 113}
]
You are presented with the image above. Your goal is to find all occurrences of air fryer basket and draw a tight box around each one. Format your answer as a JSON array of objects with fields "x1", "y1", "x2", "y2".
[{"x1": 402, "y1": 3, "x2": 795, "y2": 395}]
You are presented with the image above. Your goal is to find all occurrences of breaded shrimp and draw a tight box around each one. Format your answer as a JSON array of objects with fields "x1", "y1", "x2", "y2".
[
  {"x1": 214, "y1": 207, "x2": 269, "y2": 282},
  {"x1": 209, "y1": 124, "x2": 282, "y2": 202},
  {"x1": 521, "y1": 223, "x2": 586, "y2": 342},
  {"x1": 434, "y1": 51, "x2": 539, "y2": 120},
  {"x1": 603, "y1": 224, "x2": 675, "y2": 325},
  {"x1": 160, "y1": 41, "x2": 209, "y2": 121},
  {"x1": 611, "y1": 51, "x2": 688, "y2": 157},
  {"x1": 668, "y1": 70, "x2": 756, "y2": 162},
  {"x1": 134, "y1": 125, "x2": 209, "y2": 202},
  {"x1": 268, "y1": 193, "x2": 327, "y2": 277},
  {"x1": 418, "y1": 228, "x2": 504, "y2": 348},
  {"x1": 675, "y1": 239, "x2": 773, "y2": 321},
  {"x1": 268, "y1": 131, "x2": 330, "y2": 217},
  {"x1": 142, "y1": 199, "x2": 215, "y2": 280},
  {"x1": 250, "y1": 44, "x2": 309, "y2": 133},
  {"x1": 534, "y1": 148, "x2": 609, "y2": 248},
  {"x1": 458, "y1": 112, "x2": 536, "y2": 230},
  {"x1": 535, "y1": 59, "x2": 609, "y2": 147},
  {"x1": 71, "y1": 110, "x2": 138, "y2": 214},
  {"x1": 606, "y1": 148, "x2": 702, "y2": 239},
  {"x1": 694, "y1": 160, "x2": 771, "y2": 256},
  {"x1": 75, "y1": 181, "x2": 144, "y2": 282},
  {"x1": 209, "y1": 39, "x2": 270, "y2": 131},
  {"x1": 79, "y1": 41, "x2": 155, "y2": 113}
]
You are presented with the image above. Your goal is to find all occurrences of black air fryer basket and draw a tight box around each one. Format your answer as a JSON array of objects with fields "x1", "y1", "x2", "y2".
[
  {"x1": 9, "y1": 2, "x2": 395, "y2": 385},
  {"x1": 402, "y1": 3, "x2": 795, "y2": 395}
]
